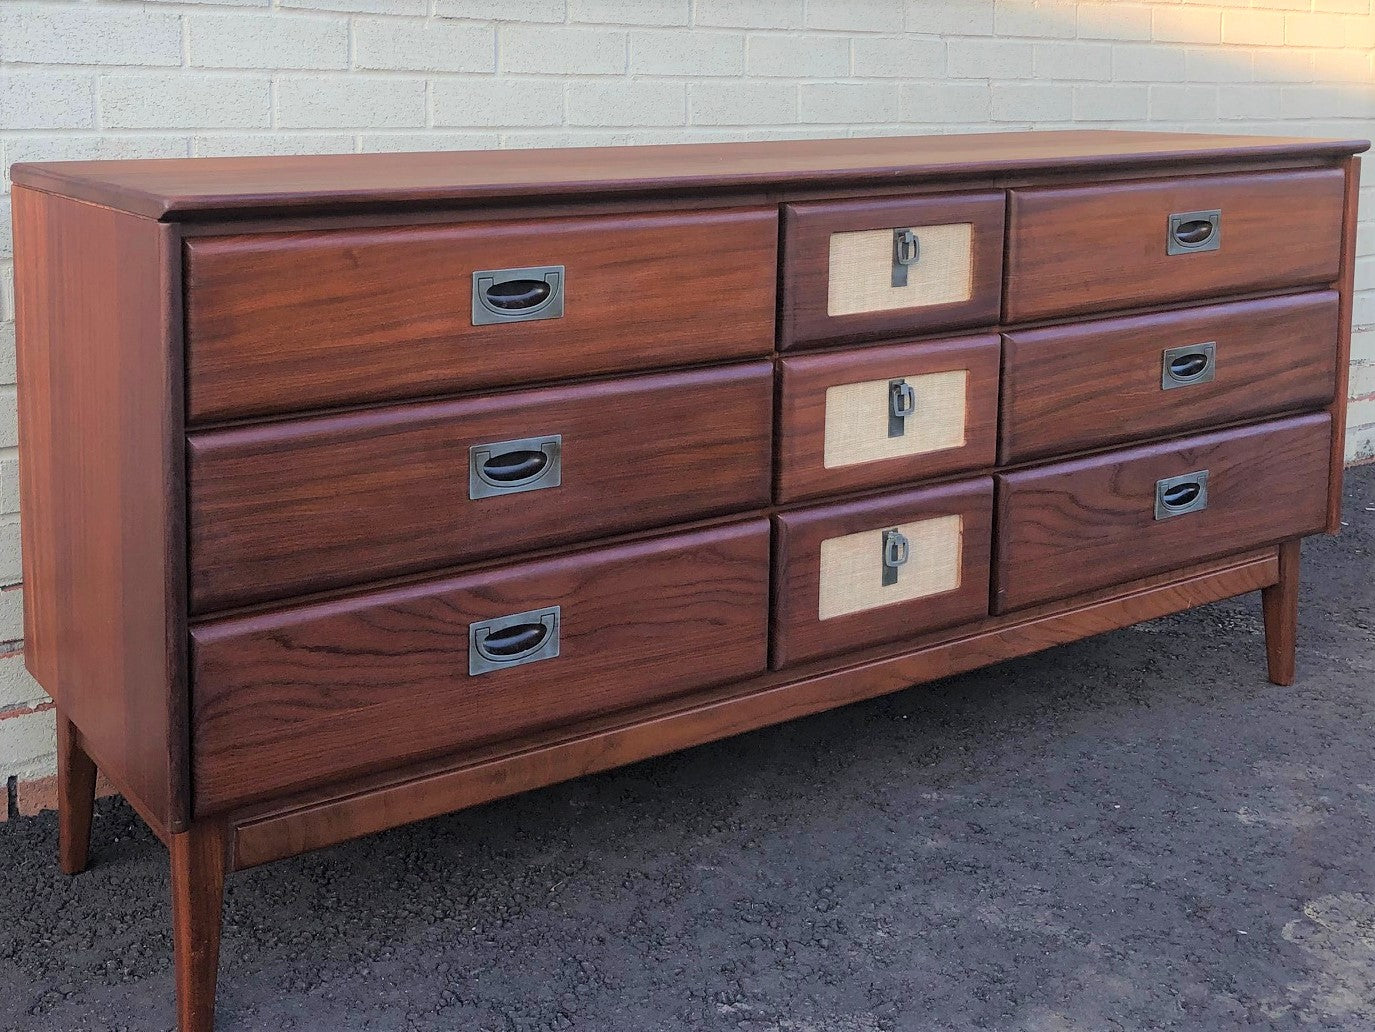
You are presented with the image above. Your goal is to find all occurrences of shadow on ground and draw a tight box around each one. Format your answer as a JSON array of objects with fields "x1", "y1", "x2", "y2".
[{"x1": 2, "y1": 467, "x2": 1373, "y2": 1032}]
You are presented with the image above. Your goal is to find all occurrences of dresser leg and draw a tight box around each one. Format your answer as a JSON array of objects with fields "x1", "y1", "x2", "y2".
[
  {"x1": 171, "y1": 821, "x2": 229, "y2": 1032},
  {"x1": 57, "y1": 714, "x2": 97, "y2": 876},
  {"x1": 1262, "y1": 538, "x2": 1301, "y2": 687}
]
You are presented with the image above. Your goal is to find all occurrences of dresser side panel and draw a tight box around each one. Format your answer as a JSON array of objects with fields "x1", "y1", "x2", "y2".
[
  {"x1": 1328, "y1": 155, "x2": 1362, "y2": 534},
  {"x1": 13, "y1": 187, "x2": 186, "y2": 834}
]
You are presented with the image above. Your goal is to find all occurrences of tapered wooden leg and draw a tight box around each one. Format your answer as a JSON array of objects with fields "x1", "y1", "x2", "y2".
[
  {"x1": 56, "y1": 714, "x2": 97, "y2": 876},
  {"x1": 171, "y1": 821, "x2": 229, "y2": 1032},
  {"x1": 1262, "y1": 538, "x2": 1301, "y2": 686}
]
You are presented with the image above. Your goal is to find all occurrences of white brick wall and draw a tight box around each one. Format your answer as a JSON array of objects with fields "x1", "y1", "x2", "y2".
[{"x1": 1, "y1": 0, "x2": 1373, "y2": 785}]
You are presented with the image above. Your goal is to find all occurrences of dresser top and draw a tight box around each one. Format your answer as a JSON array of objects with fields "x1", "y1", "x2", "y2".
[{"x1": 11, "y1": 129, "x2": 1366, "y2": 222}]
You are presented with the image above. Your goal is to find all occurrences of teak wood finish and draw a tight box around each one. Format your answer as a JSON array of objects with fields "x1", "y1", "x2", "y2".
[
  {"x1": 776, "y1": 334, "x2": 1000, "y2": 502},
  {"x1": 191, "y1": 521, "x2": 771, "y2": 812},
  {"x1": 187, "y1": 362, "x2": 773, "y2": 611},
  {"x1": 1000, "y1": 292, "x2": 1340, "y2": 463},
  {"x1": 10, "y1": 131, "x2": 1366, "y2": 1032},
  {"x1": 1004, "y1": 168, "x2": 1345, "y2": 323},
  {"x1": 779, "y1": 192, "x2": 1005, "y2": 347},
  {"x1": 184, "y1": 208, "x2": 778, "y2": 421}
]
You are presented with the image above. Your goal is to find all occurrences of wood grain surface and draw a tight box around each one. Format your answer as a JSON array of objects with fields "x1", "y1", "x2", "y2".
[
  {"x1": 230, "y1": 547, "x2": 1279, "y2": 869},
  {"x1": 780, "y1": 192, "x2": 1004, "y2": 347},
  {"x1": 184, "y1": 207, "x2": 777, "y2": 421},
  {"x1": 772, "y1": 479, "x2": 994, "y2": 668},
  {"x1": 776, "y1": 335, "x2": 1000, "y2": 502},
  {"x1": 191, "y1": 520, "x2": 770, "y2": 813},
  {"x1": 1004, "y1": 169, "x2": 1346, "y2": 323},
  {"x1": 13, "y1": 187, "x2": 188, "y2": 834},
  {"x1": 995, "y1": 413, "x2": 1331, "y2": 611},
  {"x1": 188, "y1": 362, "x2": 773, "y2": 613},
  {"x1": 1327, "y1": 156, "x2": 1362, "y2": 533},
  {"x1": 1000, "y1": 292, "x2": 1340, "y2": 463},
  {"x1": 11, "y1": 131, "x2": 1366, "y2": 220},
  {"x1": 170, "y1": 821, "x2": 229, "y2": 1032}
]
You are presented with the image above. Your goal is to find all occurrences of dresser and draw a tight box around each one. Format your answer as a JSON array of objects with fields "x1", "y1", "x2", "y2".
[{"x1": 11, "y1": 130, "x2": 1366, "y2": 1031}]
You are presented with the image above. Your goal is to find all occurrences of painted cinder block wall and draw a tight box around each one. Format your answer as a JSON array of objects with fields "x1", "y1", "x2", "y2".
[{"x1": 1, "y1": 0, "x2": 1372, "y2": 814}]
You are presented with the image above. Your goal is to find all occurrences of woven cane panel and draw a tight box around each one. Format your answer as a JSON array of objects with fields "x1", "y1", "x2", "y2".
[
  {"x1": 817, "y1": 514, "x2": 964, "y2": 621},
  {"x1": 826, "y1": 223, "x2": 974, "y2": 317},
  {"x1": 823, "y1": 369, "x2": 968, "y2": 469}
]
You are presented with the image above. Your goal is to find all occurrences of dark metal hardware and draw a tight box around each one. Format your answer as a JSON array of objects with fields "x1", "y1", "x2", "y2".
[
  {"x1": 881, "y1": 527, "x2": 910, "y2": 586},
  {"x1": 1154, "y1": 470, "x2": 1209, "y2": 520},
  {"x1": 888, "y1": 378, "x2": 916, "y2": 437},
  {"x1": 1161, "y1": 341, "x2": 1217, "y2": 390},
  {"x1": 472, "y1": 265, "x2": 564, "y2": 325},
  {"x1": 1166, "y1": 210, "x2": 1221, "y2": 255},
  {"x1": 469, "y1": 434, "x2": 562, "y2": 500},
  {"x1": 892, "y1": 228, "x2": 920, "y2": 287},
  {"x1": 469, "y1": 606, "x2": 560, "y2": 675}
]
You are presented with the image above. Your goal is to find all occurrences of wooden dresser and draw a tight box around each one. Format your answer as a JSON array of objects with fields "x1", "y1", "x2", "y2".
[{"x1": 11, "y1": 130, "x2": 1366, "y2": 1031}]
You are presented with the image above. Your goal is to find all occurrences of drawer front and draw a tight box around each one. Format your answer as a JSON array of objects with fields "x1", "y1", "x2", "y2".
[
  {"x1": 191, "y1": 520, "x2": 771, "y2": 813},
  {"x1": 995, "y1": 413, "x2": 1331, "y2": 612},
  {"x1": 1001, "y1": 292, "x2": 1340, "y2": 463},
  {"x1": 780, "y1": 193, "x2": 1004, "y2": 349},
  {"x1": 777, "y1": 335, "x2": 1000, "y2": 503},
  {"x1": 772, "y1": 479, "x2": 993, "y2": 668},
  {"x1": 188, "y1": 362, "x2": 773, "y2": 613},
  {"x1": 185, "y1": 207, "x2": 778, "y2": 422},
  {"x1": 1004, "y1": 169, "x2": 1344, "y2": 323}
]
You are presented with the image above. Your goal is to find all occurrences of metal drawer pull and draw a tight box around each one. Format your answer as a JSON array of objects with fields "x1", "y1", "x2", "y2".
[
  {"x1": 881, "y1": 527, "x2": 910, "y2": 586},
  {"x1": 1166, "y1": 209, "x2": 1221, "y2": 255},
  {"x1": 1154, "y1": 470, "x2": 1209, "y2": 520},
  {"x1": 892, "y1": 228, "x2": 920, "y2": 287},
  {"x1": 472, "y1": 265, "x2": 564, "y2": 325},
  {"x1": 485, "y1": 280, "x2": 551, "y2": 311},
  {"x1": 888, "y1": 378, "x2": 916, "y2": 437},
  {"x1": 469, "y1": 606, "x2": 560, "y2": 675},
  {"x1": 1161, "y1": 341, "x2": 1217, "y2": 390},
  {"x1": 469, "y1": 434, "x2": 562, "y2": 500}
]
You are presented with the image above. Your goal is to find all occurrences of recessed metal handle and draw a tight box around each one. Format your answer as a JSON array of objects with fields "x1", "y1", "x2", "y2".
[
  {"x1": 892, "y1": 228, "x2": 920, "y2": 287},
  {"x1": 1154, "y1": 470, "x2": 1209, "y2": 520},
  {"x1": 888, "y1": 378, "x2": 916, "y2": 437},
  {"x1": 469, "y1": 434, "x2": 562, "y2": 500},
  {"x1": 881, "y1": 527, "x2": 910, "y2": 586},
  {"x1": 1167, "y1": 210, "x2": 1221, "y2": 255},
  {"x1": 472, "y1": 265, "x2": 564, "y2": 325},
  {"x1": 469, "y1": 606, "x2": 560, "y2": 675},
  {"x1": 1161, "y1": 341, "x2": 1217, "y2": 390}
]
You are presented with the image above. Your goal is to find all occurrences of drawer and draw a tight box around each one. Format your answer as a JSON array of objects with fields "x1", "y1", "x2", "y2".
[
  {"x1": 1004, "y1": 169, "x2": 1344, "y2": 323},
  {"x1": 188, "y1": 362, "x2": 773, "y2": 613},
  {"x1": 994, "y1": 413, "x2": 1331, "y2": 612},
  {"x1": 779, "y1": 193, "x2": 1004, "y2": 349},
  {"x1": 1001, "y1": 292, "x2": 1340, "y2": 463},
  {"x1": 184, "y1": 207, "x2": 778, "y2": 422},
  {"x1": 190, "y1": 520, "x2": 771, "y2": 813},
  {"x1": 771, "y1": 479, "x2": 994, "y2": 668},
  {"x1": 777, "y1": 335, "x2": 1000, "y2": 503}
]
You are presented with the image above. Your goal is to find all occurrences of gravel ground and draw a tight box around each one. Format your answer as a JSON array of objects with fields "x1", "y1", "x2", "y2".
[{"x1": 2, "y1": 465, "x2": 1372, "y2": 1032}]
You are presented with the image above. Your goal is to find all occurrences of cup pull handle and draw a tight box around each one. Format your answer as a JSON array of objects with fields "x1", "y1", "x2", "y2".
[
  {"x1": 472, "y1": 265, "x2": 564, "y2": 325},
  {"x1": 469, "y1": 435, "x2": 562, "y2": 499},
  {"x1": 484, "y1": 279, "x2": 551, "y2": 312},
  {"x1": 1167, "y1": 210, "x2": 1221, "y2": 254},
  {"x1": 481, "y1": 449, "x2": 549, "y2": 484},
  {"x1": 470, "y1": 607, "x2": 560, "y2": 675},
  {"x1": 1154, "y1": 470, "x2": 1210, "y2": 519},
  {"x1": 1161, "y1": 341, "x2": 1216, "y2": 390}
]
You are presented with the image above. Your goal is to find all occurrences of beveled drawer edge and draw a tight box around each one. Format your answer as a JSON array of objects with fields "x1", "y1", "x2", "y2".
[{"x1": 227, "y1": 544, "x2": 1280, "y2": 870}]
